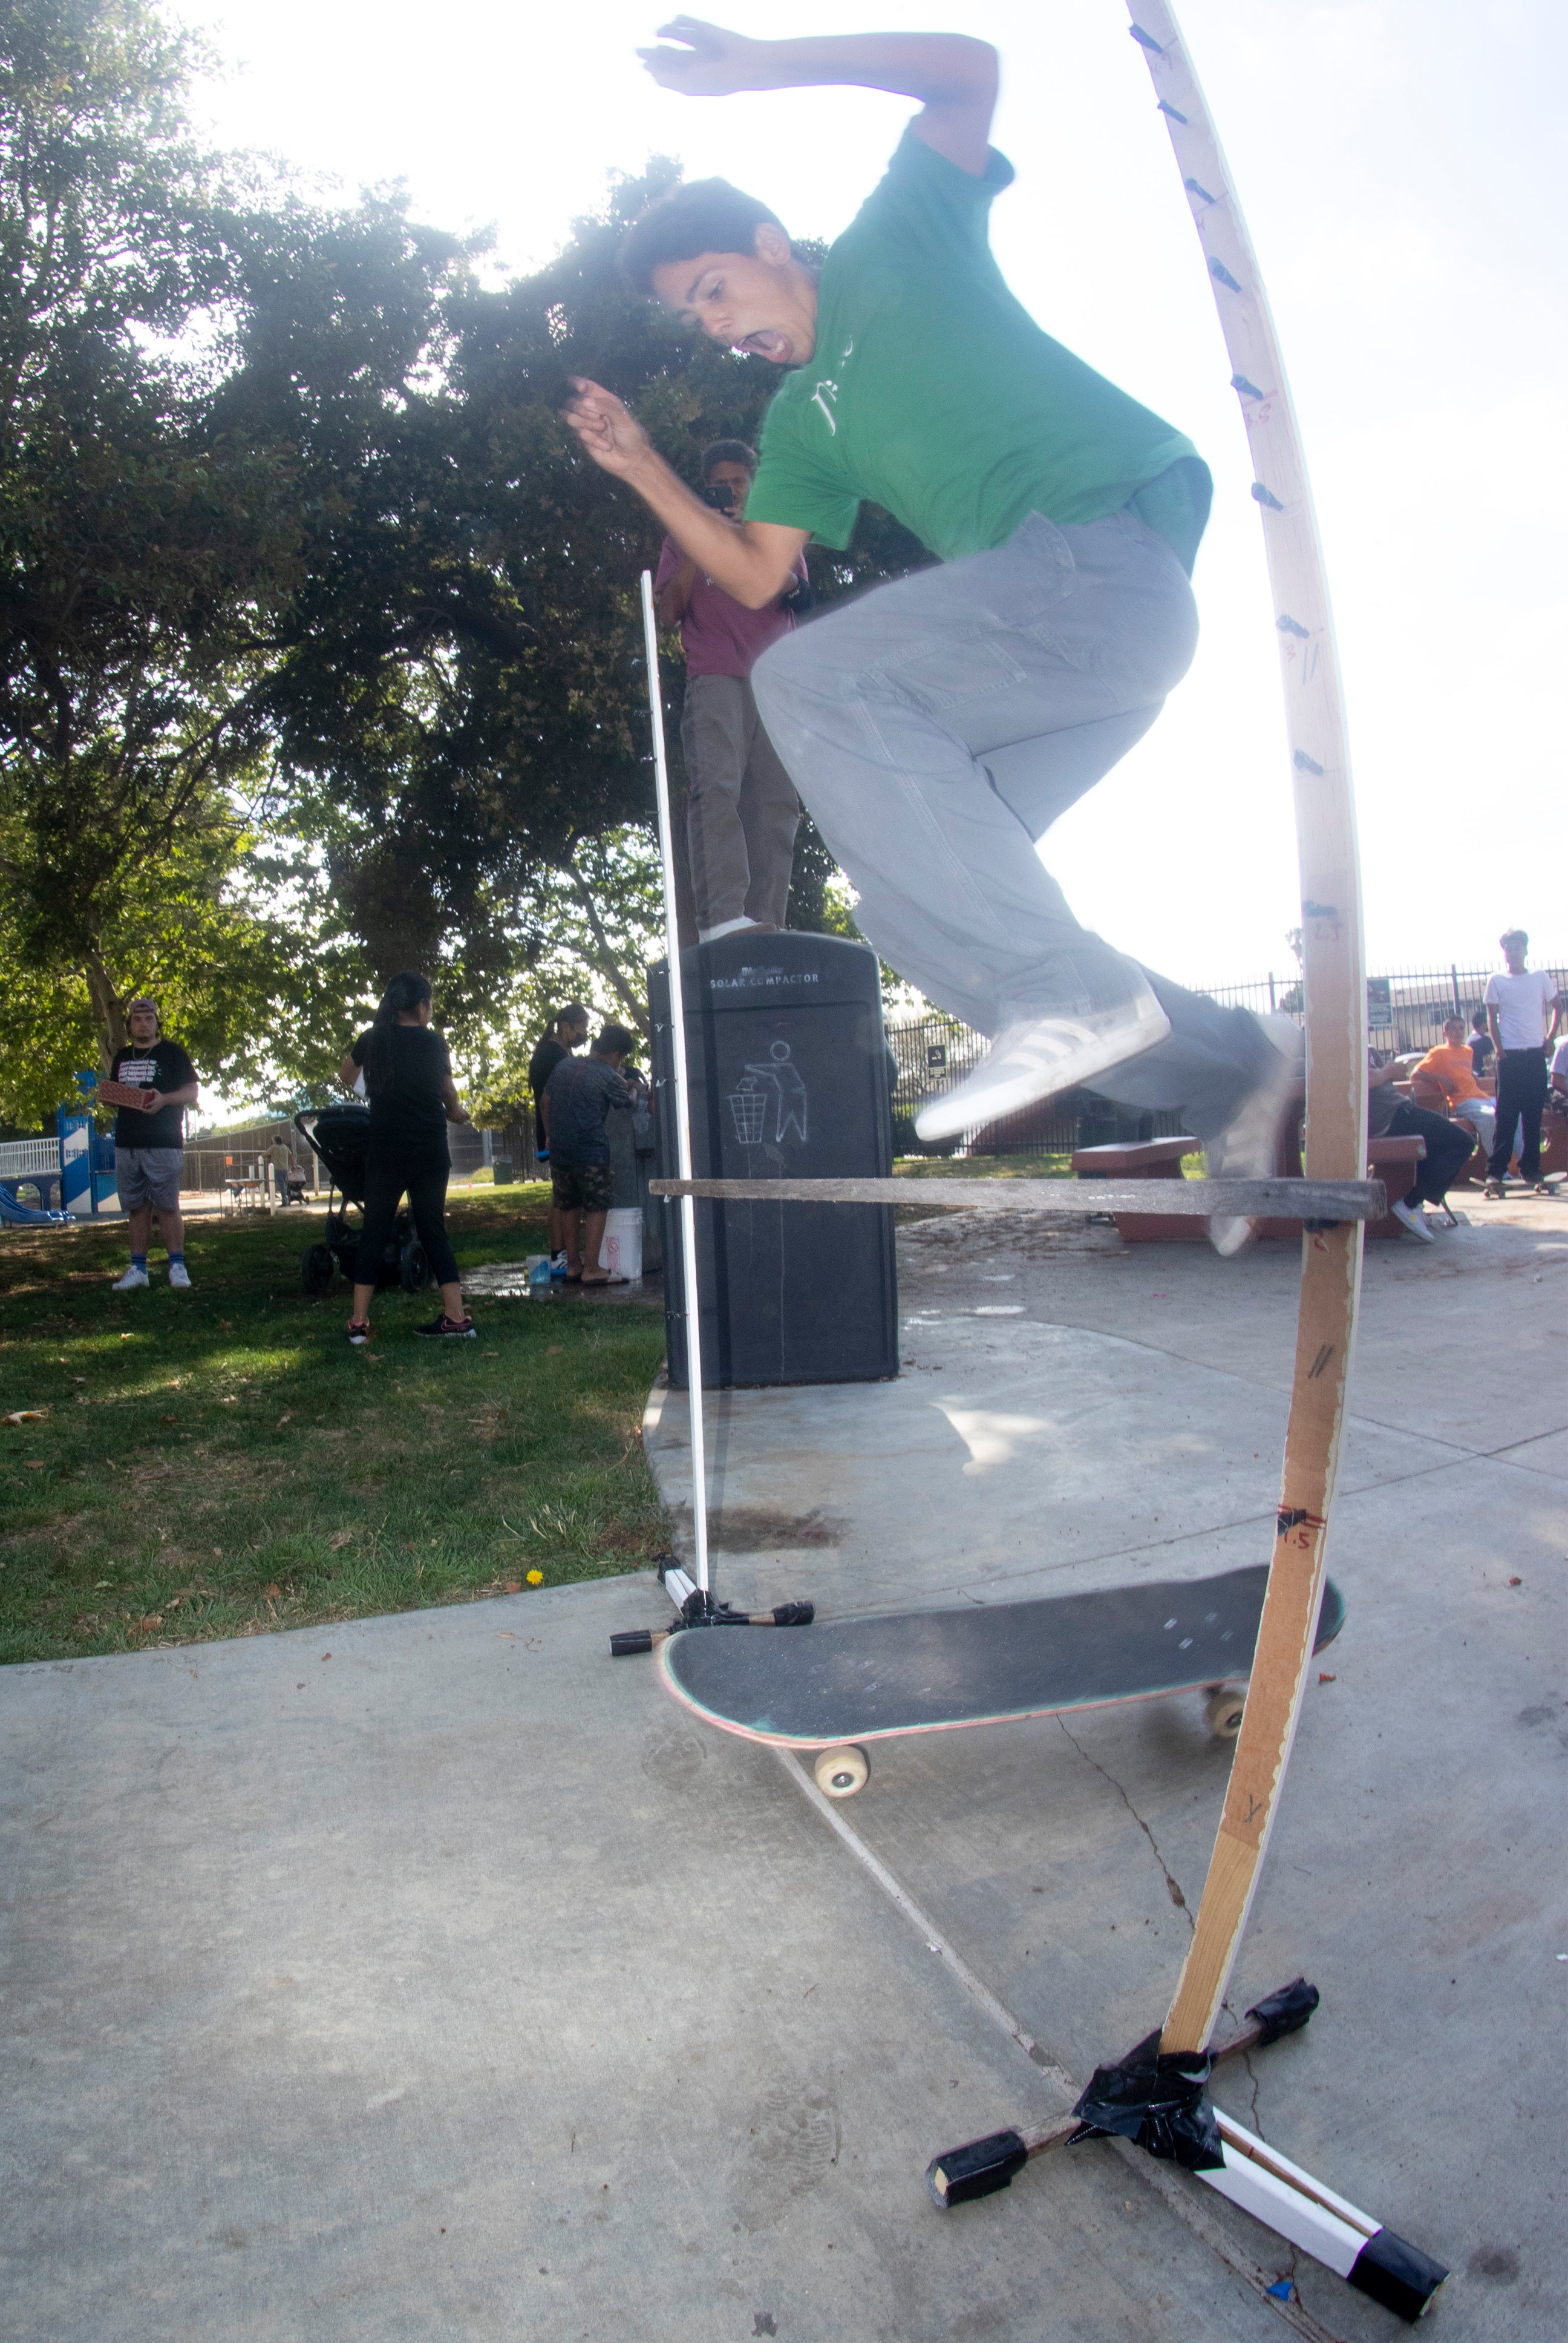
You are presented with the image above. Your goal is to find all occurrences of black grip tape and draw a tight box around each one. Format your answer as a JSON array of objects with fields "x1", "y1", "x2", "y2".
[{"x1": 926, "y1": 2130, "x2": 1029, "y2": 2209}]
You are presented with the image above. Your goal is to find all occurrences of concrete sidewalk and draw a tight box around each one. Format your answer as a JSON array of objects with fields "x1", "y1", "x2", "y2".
[
  {"x1": 3, "y1": 1199, "x2": 1563, "y2": 2339},
  {"x1": 642, "y1": 1198, "x2": 1567, "y2": 2340}
]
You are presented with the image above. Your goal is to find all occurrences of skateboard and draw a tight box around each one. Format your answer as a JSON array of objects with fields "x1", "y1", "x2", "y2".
[{"x1": 659, "y1": 1564, "x2": 1345, "y2": 1797}]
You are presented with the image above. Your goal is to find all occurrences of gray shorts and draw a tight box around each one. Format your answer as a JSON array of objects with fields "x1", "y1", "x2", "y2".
[{"x1": 116, "y1": 1147, "x2": 185, "y2": 1211}]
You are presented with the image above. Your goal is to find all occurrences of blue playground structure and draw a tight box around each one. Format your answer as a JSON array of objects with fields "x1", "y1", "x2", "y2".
[
  {"x1": 0, "y1": 1088, "x2": 113, "y2": 1225},
  {"x1": 0, "y1": 1181, "x2": 72, "y2": 1226}
]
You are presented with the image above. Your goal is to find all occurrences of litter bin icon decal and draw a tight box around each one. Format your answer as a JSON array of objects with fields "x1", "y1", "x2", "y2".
[
  {"x1": 727, "y1": 1040, "x2": 809, "y2": 1148},
  {"x1": 727, "y1": 1080, "x2": 768, "y2": 1146}
]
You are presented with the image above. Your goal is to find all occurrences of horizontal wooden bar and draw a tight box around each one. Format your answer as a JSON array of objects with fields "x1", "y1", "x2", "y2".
[{"x1": 649, "y1": 1176, "x2": 1385, "y2": 1222}]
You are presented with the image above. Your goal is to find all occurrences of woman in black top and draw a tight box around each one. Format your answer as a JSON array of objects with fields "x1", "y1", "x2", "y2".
[{"x1": 338, "y1": 972, "x2": 475, "y2": 1343}]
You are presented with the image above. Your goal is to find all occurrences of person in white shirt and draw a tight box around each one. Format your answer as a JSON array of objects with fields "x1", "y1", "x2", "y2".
[{"x1": 1482, "y1": 930, "x2": 1562, "y2": 1196}]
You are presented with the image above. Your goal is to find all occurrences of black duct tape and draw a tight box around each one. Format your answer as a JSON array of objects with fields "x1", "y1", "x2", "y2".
[
  {"x1": 926, "y1": 2130, "x2": 1030, "y2": 2208},
  {"x1": 1348, "y1": 2230, "x2": 1449, "y2": 2323},
  {"x1": 1243, "y1": 1977, "x2": 1320, "y2": 2047},
  {"x1": 609, "y1": 1629, "x2": 653, "y2": 1658},
  {"x1": 1070, "y1": 2028, "x2": 1224, "y2": 2172}
]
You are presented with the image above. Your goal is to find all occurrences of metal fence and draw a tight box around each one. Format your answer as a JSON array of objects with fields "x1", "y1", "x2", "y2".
[
  {"x1": 1196, "y1": 962, "x2": 1567, "y2": 1057},
  {"x1": 0, "y1": 1138, "x2": 62, "y2": 1179},
  {"x1": 888, "y1": 958, "x2": 1566, "y2": 1156}
]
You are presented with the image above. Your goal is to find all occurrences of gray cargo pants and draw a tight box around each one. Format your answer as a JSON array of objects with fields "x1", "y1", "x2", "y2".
[
  {"x1": 750, "y1": 509, "x2": 1274, "y2": 1139},
  {"x1": 680, "y1": 672, "x2": 802, "y2": 932}
]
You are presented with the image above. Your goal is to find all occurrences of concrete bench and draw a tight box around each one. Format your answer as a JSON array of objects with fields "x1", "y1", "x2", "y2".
[
  {"x1": 1070, "y1": 1139, "x2": 1198, "y2": 1240},
  {"x1": 1071, "y1": 1131, "x2": 1425, "y2": 1242}
]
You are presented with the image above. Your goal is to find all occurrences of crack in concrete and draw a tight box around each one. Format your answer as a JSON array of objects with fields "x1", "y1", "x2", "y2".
[
  {"x1": 1241, "y1": 2043, "x2": 1265, "y2": 2135},
  {"x1": 1054, "y1": 1717, "x2": 1194, "y2": 1934}
]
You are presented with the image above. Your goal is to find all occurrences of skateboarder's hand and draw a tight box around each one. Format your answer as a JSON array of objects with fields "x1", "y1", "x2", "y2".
[
  {"x1": 564, "y1": 378, "x2": 652, "y2": 479},
  {"x1": 639, "y1": 17, "x2": 759, "y2": 97}
]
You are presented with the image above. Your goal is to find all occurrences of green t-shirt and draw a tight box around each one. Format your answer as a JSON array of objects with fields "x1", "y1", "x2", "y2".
[{"x1": 747, "y1": 129, "x2": 1210, "y2": 571}]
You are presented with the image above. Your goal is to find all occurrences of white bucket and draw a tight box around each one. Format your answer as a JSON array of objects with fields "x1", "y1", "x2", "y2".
[{"x1": 598, "y1": 1207, "x2": 643, "y2": 1281}]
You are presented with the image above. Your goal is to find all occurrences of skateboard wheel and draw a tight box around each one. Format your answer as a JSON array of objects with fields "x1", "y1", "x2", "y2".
[
  {"x1": 1205, "y1": 1686, "x2": 1246, "y2": 1740},
  {"x1": 814, "y1": 1745, "x2": 870, "y2": 1798}
]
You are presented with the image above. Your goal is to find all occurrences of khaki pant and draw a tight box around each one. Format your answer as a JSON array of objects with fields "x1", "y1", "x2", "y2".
[
  {"x1": 752, "y1": 508, "x2": 1277, "y2": 1141},
  {"x1": 680, "y1": 672, "x2": 800, "y2": 932}
]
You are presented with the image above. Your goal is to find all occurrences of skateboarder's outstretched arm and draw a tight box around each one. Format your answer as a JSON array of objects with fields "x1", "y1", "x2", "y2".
[
  {"x1": 564, "y1": 21, "x2": 998, "y2": 595},
  {"x1": 638, "y1": 18, "x2": 998, "y2": 173}
]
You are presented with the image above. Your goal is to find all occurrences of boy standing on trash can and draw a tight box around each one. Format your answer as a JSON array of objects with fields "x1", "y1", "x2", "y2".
[{"x1": 566, "y1": 20, "x2": 1301, "y2": 1259}]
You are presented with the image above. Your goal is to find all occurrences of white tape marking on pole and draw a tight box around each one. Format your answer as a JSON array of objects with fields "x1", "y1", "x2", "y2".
[{"x1": 641, "y1": 570, "x2": 709, "y2": 1596}]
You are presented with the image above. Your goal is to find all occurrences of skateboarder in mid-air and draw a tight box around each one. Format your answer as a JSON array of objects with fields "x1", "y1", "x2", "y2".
[{"x1": 566, "y1": 18, "x2": 1299, "y2": 1251}]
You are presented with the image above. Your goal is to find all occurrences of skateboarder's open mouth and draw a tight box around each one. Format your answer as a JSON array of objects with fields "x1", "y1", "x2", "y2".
[{"x1": 736, "y1": 328, "x2": 794, "y2": 363}]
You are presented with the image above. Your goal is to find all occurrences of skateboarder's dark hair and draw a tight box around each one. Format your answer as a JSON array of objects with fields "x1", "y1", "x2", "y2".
[
  {"x1": 618, "y1": 179, "x2": 788, "y2": 295},
  {"x1": 593, "y1": 1024, "x2": 637, "y2": 1059}
]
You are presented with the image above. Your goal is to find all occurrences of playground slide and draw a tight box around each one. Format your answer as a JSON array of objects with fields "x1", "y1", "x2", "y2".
[{"x1": 0, "y1": 1184, "x2": 73, "y2": 1226}]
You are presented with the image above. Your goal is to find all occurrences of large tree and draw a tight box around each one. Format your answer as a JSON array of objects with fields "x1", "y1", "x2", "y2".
[
  {"x1": 0, "y1": 4, "x2": 928, "y2": 1126},
  {"x1": 0, "y1": 0, "x2": 302, "y2": 1071},
  {"x1": 252, "y1": 170, "x2": 929, "y2": 1047}
]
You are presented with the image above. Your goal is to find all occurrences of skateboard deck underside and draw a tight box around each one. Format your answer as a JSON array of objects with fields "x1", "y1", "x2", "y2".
[{"x1": 659, "y1": 1564, "x2": 1345, "y2": 1748}]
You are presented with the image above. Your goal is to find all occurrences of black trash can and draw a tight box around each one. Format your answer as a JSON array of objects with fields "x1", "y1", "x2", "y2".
[{"x1": 651, "y1": 931, "x2": 898, "y2": 1388}]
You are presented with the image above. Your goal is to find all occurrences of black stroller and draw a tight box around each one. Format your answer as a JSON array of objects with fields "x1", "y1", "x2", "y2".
[{"x1": 293, "y1": 1104, "x2": 436, "y2": 1297}]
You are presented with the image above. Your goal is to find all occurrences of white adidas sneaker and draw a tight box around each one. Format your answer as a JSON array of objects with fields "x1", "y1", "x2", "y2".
[
  {"x1": 112, "y1": 1265, "x2": 149, "y2": 1291},
  {"x1": 915, "y1": 985, "x2": 1172, "y2": 1144}
]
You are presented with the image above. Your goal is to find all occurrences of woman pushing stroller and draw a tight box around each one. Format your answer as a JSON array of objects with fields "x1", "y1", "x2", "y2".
[{"x1": 339, "y1": 972, "x2": 476, "y2": 1346}]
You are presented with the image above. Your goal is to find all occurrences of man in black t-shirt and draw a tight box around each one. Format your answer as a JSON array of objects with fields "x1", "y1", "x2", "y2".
[
  {"x1": 340, "y1": 975, "x2": 475, "y2": 1342},
  {"x1": 102, "y1": 997, "x2": 199, "y2": 1290},
  {"x1": 528, "y1": 1004, "x2": 589, "y2": 1274}
]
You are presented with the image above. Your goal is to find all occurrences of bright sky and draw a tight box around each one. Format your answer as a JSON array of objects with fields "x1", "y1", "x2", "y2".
[{"x1": 186, "y1": 0, "x2": 1564, "y2": 994}]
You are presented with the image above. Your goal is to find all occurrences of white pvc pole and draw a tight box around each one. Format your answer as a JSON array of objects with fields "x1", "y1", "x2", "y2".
[{"x1": 640, "y1": 571, "x2": 710, "y2": 1598}]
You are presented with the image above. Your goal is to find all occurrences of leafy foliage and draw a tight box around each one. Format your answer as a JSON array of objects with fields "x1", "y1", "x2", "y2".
[{"x1": 0, "y1": 4, "x2": 927, "y2": 1124}]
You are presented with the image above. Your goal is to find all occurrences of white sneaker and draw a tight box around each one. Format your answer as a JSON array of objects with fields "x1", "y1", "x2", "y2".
[
  {"x1": 915, "y1": 983, "x2": 1172, "y2": 1144},
  {"x1": 699, "y1": 916, "x2": 775, "y2": 944},
  {"x1": 168, "y1": 1262, "x2": 193, "y2": 1289},
  {"x1": 1206, "y1": 1016, "x2": 1304, "y2": 1258},
  {"x1": 112, "y1": 1265, "x2": 149, "y2": 1291},
  {"x1": 1390, "y1": 1198, "x2": 1435, "y2": 1243}
]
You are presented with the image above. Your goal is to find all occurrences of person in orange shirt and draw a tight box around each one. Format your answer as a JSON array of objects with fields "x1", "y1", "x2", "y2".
[{"x1": 1413, "y1": 1017, "x2": 1495, "y2": 1156}]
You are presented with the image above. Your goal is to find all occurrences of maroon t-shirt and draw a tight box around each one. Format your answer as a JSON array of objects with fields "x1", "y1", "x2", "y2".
[{"x1": 655, "y1": 535, "x2": 809, "y2": 679}]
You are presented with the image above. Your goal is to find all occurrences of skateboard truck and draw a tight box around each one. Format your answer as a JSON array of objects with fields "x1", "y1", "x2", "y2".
[
  {"x1": 610, "y1": 1559, "x2": 815, "y2": 1656},
  {"x1": 927, "y1": 1979, "x2": 1447, "y2": 2321}
]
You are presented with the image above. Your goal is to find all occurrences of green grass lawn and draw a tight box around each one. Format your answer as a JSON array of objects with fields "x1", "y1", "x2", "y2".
[
  {"x1": 892, "y1": 1150, "x2": 1076, "y2": 1180},
  {"x1": 0, "y1": 1186, "x2": 668, "y2": 1666}
]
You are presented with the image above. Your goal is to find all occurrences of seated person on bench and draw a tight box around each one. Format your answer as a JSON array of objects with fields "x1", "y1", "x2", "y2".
[
  {"x1": 1411, "y1": 1018, "x2": 1495, "y2": 1155},
  {"x1": 1368, "y1": 1053, "x2": 1475, "y2": 1241}
]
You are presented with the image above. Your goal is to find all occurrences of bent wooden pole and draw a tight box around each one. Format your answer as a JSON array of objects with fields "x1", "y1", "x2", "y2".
[{"x1": 1122, "y1": 6, "x2": 1370, "y2": 2058}]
